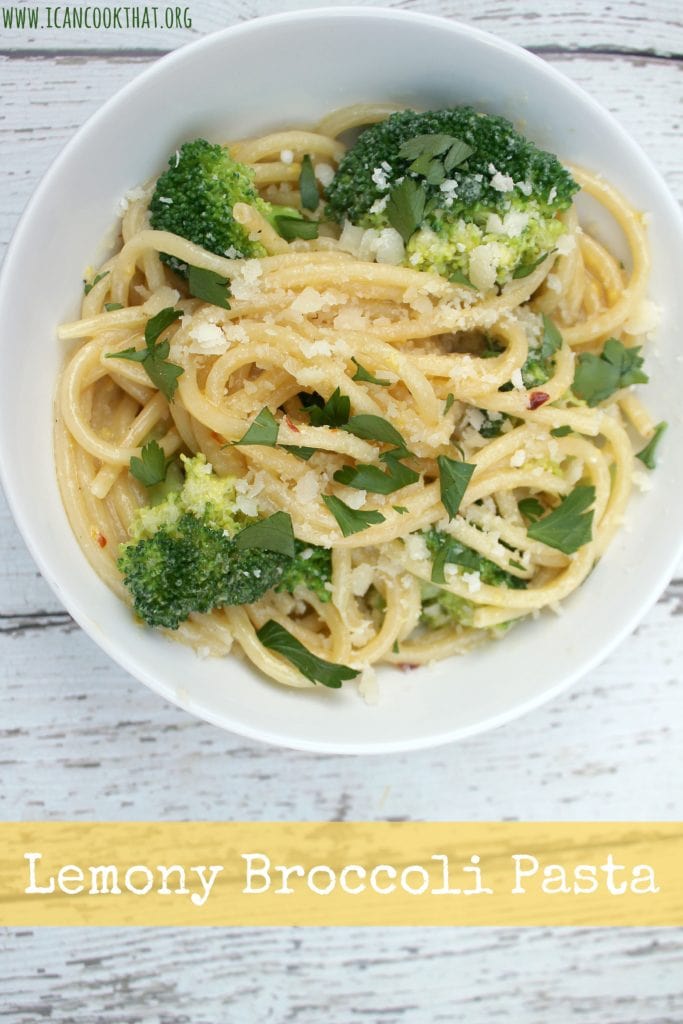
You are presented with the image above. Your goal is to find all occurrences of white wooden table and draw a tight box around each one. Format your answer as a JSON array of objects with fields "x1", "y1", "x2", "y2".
[{"x1": 1, "y1": 3, "x2": 682, "y2": 1020}]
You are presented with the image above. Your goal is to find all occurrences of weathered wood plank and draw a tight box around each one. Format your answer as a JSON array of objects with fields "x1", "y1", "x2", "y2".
[
  {"x1": 1, "y1": 592, "x2": 681, "y2": 819},
  {"x1": 0, "y1": 0, "x2": 681, "y2": 56},
  {"x1": 0, "y1": 925, "x2": 682, "y2": 1023}
]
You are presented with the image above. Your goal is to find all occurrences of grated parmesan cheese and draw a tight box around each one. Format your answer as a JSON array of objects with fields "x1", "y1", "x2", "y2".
[
  {"x1": 350, "y1": 563, "x2": 375, "y2": 597},
  {"x1": 462, "y1": 571, "x2": 482, "y2": 594},
  {"x1": 187, "y1": 321, "x2": 230, "y2": 355},
  {"x1": 294, "y1": 471, "x2": 320, "y2": 504},
  {"x1": 510, "y1": 448, "x2": 527, "y2": 468},
  {"x1": 510, "y1": 368, "x2": 526, "y2": 391},
  {"x1": 405, "y1": 534, "x2": 429, "y2": 563},
  {"x1": 314, "y1": 162, "x2": 335, "y2": 188}
]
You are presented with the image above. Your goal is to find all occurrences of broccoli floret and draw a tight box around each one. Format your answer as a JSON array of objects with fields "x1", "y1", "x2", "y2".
[
  {"x1": 420, "y1": 582, "x2": 474, "y2": 629},
  {"x1": 325, "y1": 108, "x2": 578, "y2": 287},
  {"x1": 423, "y1": 528, "x2": 527, "y2": 590},
  {"x1": 121, "y1": 454, "x2": 333, "y2": 626},
  {"x1": 129, "y1": 453, "x2": 240, "y2": 541},
  {"x1": 277, "y1": 540, "x2": 333, "y2": 603},
  {"x1": 118, "y1": 513, "x2": 290, "y2": 629},
  {"x1": 149, "y1": 139, "x2": 270, "y2": 274}
]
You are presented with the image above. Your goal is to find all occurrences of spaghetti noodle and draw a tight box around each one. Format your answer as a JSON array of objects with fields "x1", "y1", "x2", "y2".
[{"x1": 55, "y1": 104, "x2": 660, "y2": 692}]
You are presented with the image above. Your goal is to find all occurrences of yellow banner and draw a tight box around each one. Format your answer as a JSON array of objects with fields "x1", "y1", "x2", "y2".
[{"x1": 1, "y1": 822, "x2": 681, "y2": 926}]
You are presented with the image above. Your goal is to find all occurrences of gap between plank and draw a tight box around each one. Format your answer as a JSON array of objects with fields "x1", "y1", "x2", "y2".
[{"x1": 0, "y1": 44, "x2": 681, "y2": 63}]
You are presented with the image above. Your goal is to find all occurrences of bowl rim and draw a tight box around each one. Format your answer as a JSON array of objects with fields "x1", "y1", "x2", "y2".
[{"x1": 1, "y1": 6, "x2": 683, "y2": 754}]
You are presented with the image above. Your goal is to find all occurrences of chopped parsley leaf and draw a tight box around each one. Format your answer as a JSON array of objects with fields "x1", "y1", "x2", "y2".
[
  {"x1": 129, "y1": 439, "x2": 168, "y2": 487},
  {"x1": 636, "y1": 421, "x2": 667, "y2": 470},
  {"x1": 84, "y1": 270, "x2": 109, "y2": 295},
  {"x1": 257, "y1": 619, "x2": 357, "y2": 688},
  {"x1": 299, "y1": 154, "x2": 319, "y2": 211},
  {"x1": 274, "y1": 216, "x2": 319, "y2": 241},
  {"x1": 106, "y1": 306, "x2": 183, "y2": 401},
  {"x1": 351, "y1": 358, "x2": 390, "y2": 387},
  {"x1": 573, "y1": 338, "x2": 648, "y2": 406},
  {"x1": 334, "y1": 456, "x2": 419, "y2": 495},
  {"x1": 518, "y1": 497, "x2": 544, "y2": 522},
  {"x1": 323, "y1": 495, "x2": 385, "y2": 537},
  {"x1": 307, "y1": 388, "x2": 350, "y2": 428},
  {"x1": 235, "y1": 407, "x2": 279, "y2": 446},
  {"x1": 187, "y1": 265, "x2": 231, "y2": 309},
  {"x1": 527, "y1": 484, "x2": 595, "y2": 554},
  {"x1": 342, "y1": 414, "x2": 410, "y2": 455},
  {"x1": 437, "y1": 455, "x2": 475, "y2": 519},
  {"x1": 386, "y1": 178, "x2": 426, "y2": 243},
  {"x1": 234, "y1": 511, "x2": 295, "y2": 558}
]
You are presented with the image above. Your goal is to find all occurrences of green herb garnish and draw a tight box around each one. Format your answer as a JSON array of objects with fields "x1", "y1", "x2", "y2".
[
  {"x1": 386, "y1": 178, "x2": 426, "y2": 243},
  {"x1": 573, "y1": 338, "x2": 648, "y2": 407},
  {"x1": 444, "y1": 393, "x2": 456, "y2": 414},
  {"x1": 448, "y1": 269, "x2": 475, "y2": 290},
  {"x1": 342, "y1": 415, "x2": 410, "y2": 455},
  {"x1": 351, "y1": 358, "x2": 390, "y2": 387},
  {"x1": 307, "y1": 388, "x2": 350, "y2": 428},
  {"x1": 234, "y1": 511, "x2": 295, "y2": 558},
  {"x1": 235, "y1": 407, "x2": 279, "y2": 446},
  {"x1": 424, "y1": 529, "x2": 526, "y2": 589},
  {"x1": 322, "y1": 495, "x2": 385, "y2": 537},
  {"x1": 84, "y1": 270, "x2": 109, "y2": 295},
  {"x1": 257, "y1": 619, "x2": 358, "y2": 689},
  {"x1": 518, "y1": 497, "x2": 544, "y2": 523},
  {"x1": 129, "y1": 440, "x2": 168, "y2": 488},
  {"x1": 333, "y1": 455, "x2": 419, "y2": 495},
  {"x1": 437, "y1": 455, "x2": 475, "y2": 519},
  {"x1": 282, "y1": 445, "x2": 317, "y2": 461},
  {"x1": 636, "y1": 421, "x2": 667, "y2": 470},
  {"x1": 274, "y1": 216, "x2": 319, "y2": 241},
  {"x1": 299, "y1": 154, "x2": 319, "y2": 211},
  {"x1": 106, "y1": 307, "x2": 184, "y2": 401},
  {"x1": 188, "y1": 265, "x2": 231, "y2": 309},
  {"x1": 104, "y1": 302, "x2": 123, "y2": 312},
  {"x1": 527, "y1": 484, "x2": 595, "y2": 554},
  {"x1": 550, "y1": 425, "x2": 572, "y2": 438},
  {"x1": 512, "y1": 253, "x2": 549, "y2": 279}
]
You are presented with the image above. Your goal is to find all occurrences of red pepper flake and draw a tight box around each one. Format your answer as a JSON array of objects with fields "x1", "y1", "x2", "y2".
[
  {"x1": 210, "y1": 430, "x2": 224, "y2": 443},
  {"x1": 285, "y1": 416, "x2": 300, "y2": 433},
  {"x1": 96, "y1": 533, "x2": 107, "y2": 548},
  {"x1": 528, "y1": 391, "x2": 550, "y2": 410}
]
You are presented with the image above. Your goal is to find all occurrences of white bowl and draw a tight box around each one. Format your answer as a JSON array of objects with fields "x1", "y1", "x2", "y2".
[{"x1": 1, "y1": 8, "x2": 682, "y2": 753}]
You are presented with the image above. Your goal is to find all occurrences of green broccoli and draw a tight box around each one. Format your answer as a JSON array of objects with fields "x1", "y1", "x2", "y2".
[
  {"x1": 277, "y1": 541, "x2": 332, "y2": 603},
  {"x1": 120, "y1": 453, "x2": 333, "y2": 627},
  {"x1": 118, "y1": 513, "x2": 290, "y2": 629},
  {"x1": 423, "y1": 528, "x2": 527, "y2": 590},
  {"x1": 149, "y1": 139, "x2": 271, "y2": 274},
  {"x1": 128, "y1": 452, "x2": 239, "y2": 541},
  {"x1": 325, "y1": 108, "x2": 578, "y2": 288},
  {"x1": 420, "y1": 582, "x2": 474, "y2": 629}
]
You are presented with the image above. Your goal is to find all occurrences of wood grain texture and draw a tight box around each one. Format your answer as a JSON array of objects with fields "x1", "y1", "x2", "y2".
[
  {"x1": 1, "y1": 2, "x2": 682, "y2": 1020},
  {"x1": 0, "y1": 0, "x2": 681, "y2": 56},
  {"x1": 1, "y1": 926, "x2": 682, "y2": 1024}
]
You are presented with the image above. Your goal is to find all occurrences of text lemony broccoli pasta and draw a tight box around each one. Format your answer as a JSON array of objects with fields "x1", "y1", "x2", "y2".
[{"x1": 55, "y1": 104, "x2": 665, "y2": 694}]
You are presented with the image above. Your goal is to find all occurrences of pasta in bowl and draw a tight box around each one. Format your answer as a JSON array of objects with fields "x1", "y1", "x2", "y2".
[
  {"x1": 56, "y1": 102, "x2": 663, "y2": 693},
  {"x1": 1, "y1": 9, "x2": 681, "y2": 750}
]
